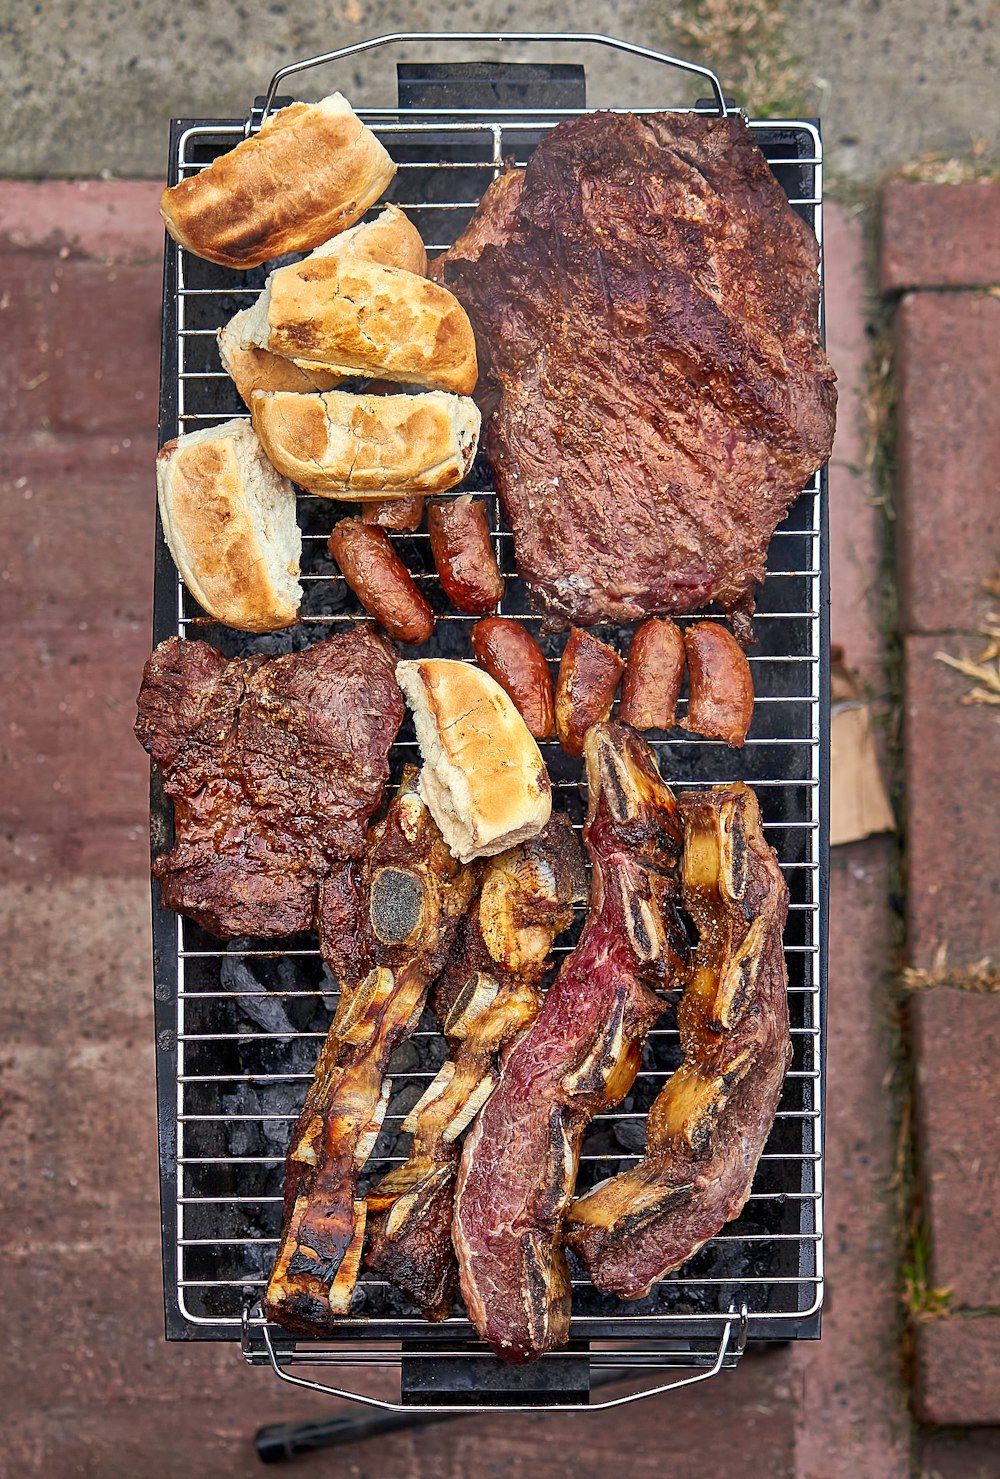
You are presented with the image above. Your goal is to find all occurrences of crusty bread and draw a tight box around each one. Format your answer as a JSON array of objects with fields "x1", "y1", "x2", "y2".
[
  {"x1": 159, "y1": 93, "x2": 396, "y2": 269},
  {"x1": 218, "y1": 207, "x2": 428, "y2": 408},
  {"x1": 251, "y1": 389, "x2": 481, "y2": 498},
  {"x1": 396, "y1": 659, "x2": 552, "y2": 862},
  {"x1": 240, "y1": 257, "x2": 478, "y2": 395},
  {"x1": 156, "y1": 418, "x2": 302, "y2": 632}
]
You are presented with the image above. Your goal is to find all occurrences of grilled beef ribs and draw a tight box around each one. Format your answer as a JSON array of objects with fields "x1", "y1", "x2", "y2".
[
  {"x1": 452, "y1": 724, "x2": 690, "y2": 1362},
  {"x1": 364, "y1": 813, "x2": 587, "y2": 1321},
  {"x1": 264, "y1": 774, "x2": 476, "y2": 1335},
  {"x1": 566, "y1": 783, "x2": 791, "y2": 1296},
  {"x1": 134, "y1": 629, "x2": 402, "y2": 938},
  {"x1": 440, "y1": 112, "x2": 837, "y2": 639}
]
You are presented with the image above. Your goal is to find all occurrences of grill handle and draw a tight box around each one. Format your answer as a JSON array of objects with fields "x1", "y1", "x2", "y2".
[{"x1": 254, "y1": 32, "x2": 728, "y2": 124}]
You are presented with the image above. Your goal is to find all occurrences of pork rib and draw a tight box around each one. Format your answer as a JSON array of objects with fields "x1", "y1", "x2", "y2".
[
  {"x1": 263, "y1": 773, "x2": 476, "y2": 1336},
  {"x1": 565, "y1": 783, "x2": 791, "y2": 1297},
  {"x1": 441, "y1": 112, "x2": 837, "y2": 639},
  {"x1": 452, "y1": 724, "x2": 690, "y2": 1362},
  {"x1": 364, "y1": 814, "x2": 586, "y2": 1321}
]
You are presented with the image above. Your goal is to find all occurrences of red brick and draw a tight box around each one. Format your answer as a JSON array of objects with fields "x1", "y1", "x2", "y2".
[
  {"x1": 45, "y1": 258, "x2": 162, "y2": 435},
  {"x1": 0, "y1": 253, "x2": 58, "y2": 433},
  {"x1": 882, "y1": 181, "x2": 1000, "y2": 293},
  {"x1": 0, "y1": 179, "x2": 163, "y2": 262},
  {"x1": 904, "y1": 636, "x2": 1000, "y2": 969},
  {"x1": 919, "y1": 1430, "x2": 1000, "y2": 1478},
  {"x1": 915, "y1": 1317, "x2": 1000, "y2": 1426},
  {"x1": 910, "y1": 989, "x2": 1000, "y2": 1307},
  {"x1": 896, "y1": 291, "x2": 1000, "y2": 636}
]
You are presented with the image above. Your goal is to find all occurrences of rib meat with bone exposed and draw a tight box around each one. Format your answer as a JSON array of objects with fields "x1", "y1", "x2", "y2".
[
  {"x1": 452, "y1": 724, "x2": 691, "y2": 1362},
  {"x1": 263, "y1": 771, "x2": 476, "y2": 1335},
  {"x1": 565, "y1": 782, "x2": 791, "y2": 1297},
  {"x1": 364, "y1": 813, "x2": 587, "y2": 1321}
]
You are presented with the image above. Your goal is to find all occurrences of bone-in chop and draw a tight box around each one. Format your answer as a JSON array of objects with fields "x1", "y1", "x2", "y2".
[
  {"x1": 263, "y1": 773, "x2": 476, "y2": 1335},
  {"x1": 452, "y1": 724, "x2": 691, "y2": 1362},
  {"x1": 364, "y1": 813, "x2": 587, "y2": 1321},
  {"x1": 565, "y1": 783, "x2": 791, "y2": 1297}
]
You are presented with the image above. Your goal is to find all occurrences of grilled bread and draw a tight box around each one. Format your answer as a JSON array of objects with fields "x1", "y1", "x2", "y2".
[
  {"x1": 251, "y1": 389, "x2": 481, "y2": 498},
  {"x1": 159, "y1": 93, "x2": 396, "y2": 269},
  {"x1": 396, "y1": 658, "x2": 552, "y2": 863},
  {"x1": 156, "y1": 418, "x2": 302, "y2": 632},
  {"x1": 239, "y1": 257, "x2": 478, "y2": 395},
  {"x1": 218, "y1": 206, "x2": 428, "y2": 407}
]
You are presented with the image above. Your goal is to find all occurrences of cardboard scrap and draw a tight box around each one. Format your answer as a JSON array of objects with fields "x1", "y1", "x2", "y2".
[{"x1": 830, "y1": 652, "x2": 895, "y2": 847}]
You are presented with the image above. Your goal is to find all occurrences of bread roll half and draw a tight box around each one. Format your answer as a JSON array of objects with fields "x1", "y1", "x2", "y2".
[
  {"x1": 240, "y1": 257, "x2": 478, "y2": 396},
  {"x1": 156, "y1": 418, "x2": 302, "y2": 632},
  {"x1": 251, "y1": 389, "x2": 481, "y2": 498},
  {"x1": 396, "y1": 659, "x2": 552, "y2": 863},
  {"x1": 218, "y1": 207, "x2": 428, "y2": 408},
  {"x1": 160, "y1": 93, "x2": 396, "y2": 269}
]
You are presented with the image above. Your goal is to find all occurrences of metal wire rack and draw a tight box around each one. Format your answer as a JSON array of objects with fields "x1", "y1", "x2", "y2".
[{"x1": 151, "y1": 32, "x2": 828, "y2": 1411}]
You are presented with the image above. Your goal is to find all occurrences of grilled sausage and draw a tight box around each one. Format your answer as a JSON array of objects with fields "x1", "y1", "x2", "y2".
[
  {"x1": 619, "y1": 618, "x2": 686, "y2": 731},
  {"x1": 427, "y1": 495, "x2": 504, "y2": 614},
  {"x1": 681, "y1": 622, "x2": 754, "y2": 747},
  {"x1": 554, "y1": 627, "x2": 625, "y2": 757},
  {"x1": 471, "y1": 617, "x2": 555, "y2": 739},
  {"x1": 327, "y1": 519, "x2": 435, "y2": 645},
  {"x1": 360, "y1": 495, "x2": 426, "y2": 532}
]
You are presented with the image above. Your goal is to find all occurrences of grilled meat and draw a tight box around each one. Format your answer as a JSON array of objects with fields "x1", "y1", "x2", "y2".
[
  {"x1": 452, "y1": 724, "x2": 690, "y2": 1362},
  {"x1": 364, "y1": 813, "x2": 587, "y2": 1321},
  {"x1": 566, "y1": 783, "x2": 791, "y2": 1297},
  {"x1": 263, "y1": 774, "x2": 476, "y2": 1336},
  {"x1": 440, "y1": 112, "x2": 837, "y2": 639},
  {"x1": 134, "y1": 629, "x2": 403, "y2": 938}
]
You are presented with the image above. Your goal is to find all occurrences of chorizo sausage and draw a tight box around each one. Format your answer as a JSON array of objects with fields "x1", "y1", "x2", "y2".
[
  {"x1": 360, "y1": 494, "x2": 426, "y2": 532},
  {"x1": 554, "y1": 628, "x2": 625, "y2": 758},
  {"x1": 681, "y1": 622, "x2": 754, "y2": 747},
  {"x1": 471, "y1": 617, "x2": 555, "y2": 739},
  {"x1": 619, "y1": 618, "x2": 686, "y2": 731},
  {"x1": 327, "y1": 519, "x2": 435, "y2": 645},
  {"x1": 427, "y1": 495, "x2": 504, "y2": 614}
]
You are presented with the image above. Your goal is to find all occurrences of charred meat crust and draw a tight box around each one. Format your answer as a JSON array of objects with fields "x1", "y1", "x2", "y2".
[
  {"x1": 440, "y1": 111, "x2": 836, "y2": 633},
  {"x1": 565, "y1": 782, "x2": 792, "y2": 1298},
  {"x1": 452, "y1": 724, "x2": 690, "y2": 1362},
  {"x1": 134, "y1": 629, "x2": 403, "y2": 939}
]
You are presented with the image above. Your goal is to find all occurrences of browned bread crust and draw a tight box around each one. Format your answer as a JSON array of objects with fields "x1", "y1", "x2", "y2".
[
  {"x1": 251, "y1": 389, "x2": 481, "y2": 498},
  {"x1": 159, "y1": 93, "x2": 396, "y2": 269}
]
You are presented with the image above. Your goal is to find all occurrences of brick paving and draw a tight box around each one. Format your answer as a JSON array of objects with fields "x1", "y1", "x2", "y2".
[
  {"x1": 885, "y1": 180, "x2": 1000, "y2": 1450},
  {"x1": 0, "y1": 185, "x2": 912, "y2": 1475}
]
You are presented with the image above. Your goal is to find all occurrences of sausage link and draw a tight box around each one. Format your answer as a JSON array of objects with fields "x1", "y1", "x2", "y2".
[
  {"x1": 554, "y1": 628, "x2": 625, "y2": 758},
  {"x1": 471, "y1": 618, "x2": 555, "y2": 739},
  {"x1": 327, "y1": 519, "x2": 435, "y2": 645},
  {"x1": 681, "y1": 622, "x2": 754, "y2": 747},
  {"x1": 427, "y1": 495, "x2": 504, "y2": 614},
  {"x1": 619, "y1": 618, "x2": 686, "y2": 731},
  {"x1": 360, "y1": 494, "x2": 426, "y2": 532}
]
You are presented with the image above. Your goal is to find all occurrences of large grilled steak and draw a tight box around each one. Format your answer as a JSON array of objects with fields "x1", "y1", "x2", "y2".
[
  {"x1": 135, "y1": 628, "x2": 403, "y2": 937},
  {"x1": 440, "y1": 111, "x2": 837, "y2": 639},
  {"x1": 452, "y1": 724, "x2": 691, "y2": 1362},
  {"x1": 566, "y1": 782, "x2": 792, "y2": 1297}
]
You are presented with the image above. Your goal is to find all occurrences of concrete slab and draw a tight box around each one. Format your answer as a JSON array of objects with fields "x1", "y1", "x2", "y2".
[{"x1": 1, "y1": 2, "x2": 997, "y2": 182}]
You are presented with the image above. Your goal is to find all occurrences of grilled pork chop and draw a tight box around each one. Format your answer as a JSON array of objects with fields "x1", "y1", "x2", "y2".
[
  {"x1": 134, "y1": 629, "x2": 402, "y2": 938},
  {"x1": 566, "y1": 783, "x2": 791, "y2": 1296},
  {"x1": 452, "y1": 724, "x2": 690, "y2": 1362},
  {"x1": 440, "y1": 111, "x2": 837, "y2": 639}
]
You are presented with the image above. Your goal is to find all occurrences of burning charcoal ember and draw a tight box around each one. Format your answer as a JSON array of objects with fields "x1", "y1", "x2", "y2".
[
  {"x1": 263, "y1": 774, "x2": 476, "y2": 1337},
  {"x1": 453, "y1": 725, "x2": 691, "y2": 1362},
  {"x1": 364, "y1": 813, "x2": 587, "y2": 1322},
  {"x1": 566, "y1": 783, "x2": 791, "y2": 1298}
]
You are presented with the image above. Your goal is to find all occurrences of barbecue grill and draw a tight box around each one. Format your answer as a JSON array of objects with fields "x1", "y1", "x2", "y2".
[{"x1": 151, "y1": 31, "x2": 829, "y2": 1414}]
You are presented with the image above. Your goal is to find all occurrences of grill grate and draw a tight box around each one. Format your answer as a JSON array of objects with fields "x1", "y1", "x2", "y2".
[{"x1": 151, "y1": 39, "x2": 828, "y2": 1410}]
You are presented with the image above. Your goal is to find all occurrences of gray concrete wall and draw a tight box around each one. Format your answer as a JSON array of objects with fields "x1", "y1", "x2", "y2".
[{"x1": 1, "y1": 1, "x2": 996, "y2": 182}]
